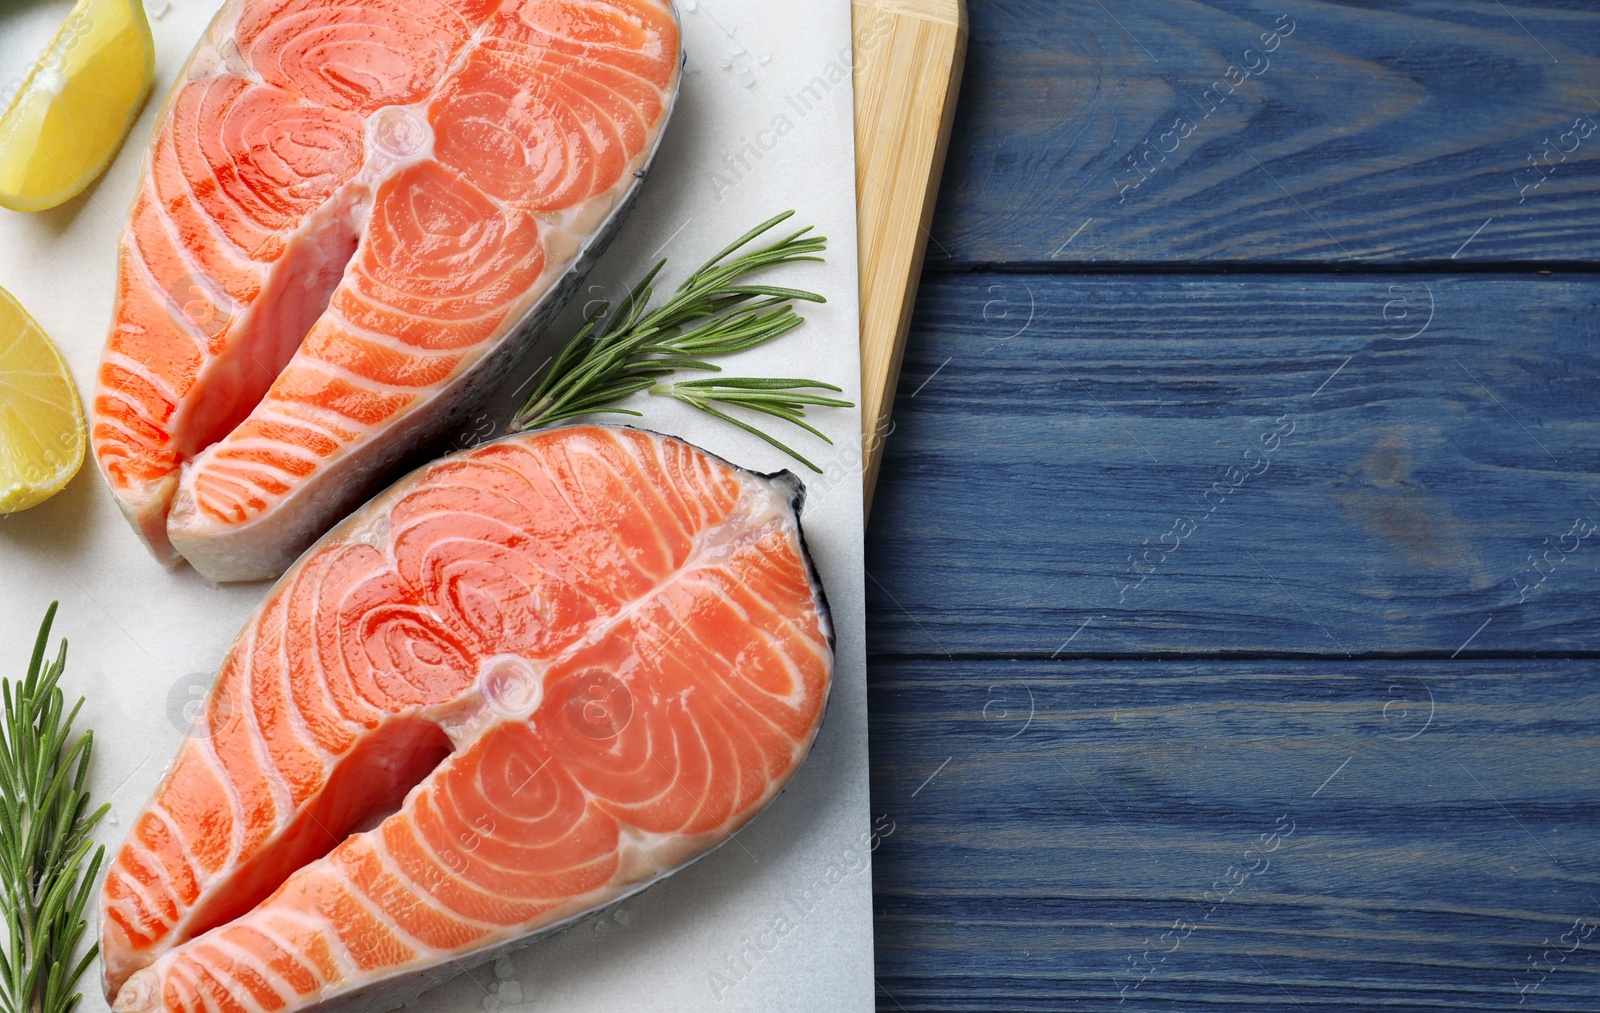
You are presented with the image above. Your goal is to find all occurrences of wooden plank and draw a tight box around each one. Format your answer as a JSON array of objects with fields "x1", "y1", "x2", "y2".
[
  {"x1": 853, "y1": 0, "x2": 967, "y2": 515},
  {"x1": 926, "y1": 0, "x2": 1600, "y2": 265},
  {"x1": 867, "y1": 657, "x2": 1600, "y2": 1011},
  {"x1": 864, "y1": 273, "x2": 1600, "y2": 656}
]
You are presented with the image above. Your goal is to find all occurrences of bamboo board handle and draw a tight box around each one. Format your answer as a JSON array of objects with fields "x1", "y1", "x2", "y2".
[{"x1": 852, "y1": 0, "x2": 967, "y2": 518}]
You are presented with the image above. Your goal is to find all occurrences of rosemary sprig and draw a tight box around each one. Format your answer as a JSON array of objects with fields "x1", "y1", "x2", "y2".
[
  {"x1": 0, "y1": 604, "x2": 107, "y2": 1013},
  {"x1": 651, "y1": 378, "x2": 852, "y2": 473},
  {"x1": 511, "y1": 211, "x2": 852, "y2": 471}
]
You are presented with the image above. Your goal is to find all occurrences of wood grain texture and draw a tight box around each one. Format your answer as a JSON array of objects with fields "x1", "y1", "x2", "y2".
[
  {"x1": 853, "y1": 0, "x2": 967, "y2": 515},
  {"x1": 926, "y1": 0, "x2": 1600, "y2": 265},
  {"x1": 867, "y1": 657, "x2": 1600, "y2": 1010},
  {"x1": 864, "y1": 273, "x2": 1600, "y2": 656},
  {"x1": 862, "y1": 4, "x2": 1600, "y2": 1007}
]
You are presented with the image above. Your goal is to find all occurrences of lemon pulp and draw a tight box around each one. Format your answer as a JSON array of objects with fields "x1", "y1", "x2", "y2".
[
  {"x1": 0, "y1": 285, "x2": 85, "y2": 512},
  {"x1": 0, "y1": 0, "x2": 154, "y2": 212}
]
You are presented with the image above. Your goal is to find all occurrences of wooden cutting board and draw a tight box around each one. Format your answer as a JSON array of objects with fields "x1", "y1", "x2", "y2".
[{"x1": 852, "y1": 0, "x2": 967, "y2": 517}]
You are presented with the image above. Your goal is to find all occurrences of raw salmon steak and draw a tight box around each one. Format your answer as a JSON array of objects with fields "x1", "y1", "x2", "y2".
[
  {"x1": 101, "y1": 425, "x2": 834, "y2": 1013},
  {"x1": 90, "y1": 0, "x2": 682, "y2": 582}
]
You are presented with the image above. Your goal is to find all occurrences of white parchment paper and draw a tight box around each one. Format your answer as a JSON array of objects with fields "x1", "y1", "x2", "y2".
[{"x1": 0, "y1": 0, "x2": 874, "y2": 1008}]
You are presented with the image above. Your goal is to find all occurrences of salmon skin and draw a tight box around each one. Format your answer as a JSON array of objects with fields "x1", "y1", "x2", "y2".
[
  {"x1": 90, "y1": 0, "x2": 683, "y2": 582},
  {"x1": 101, "y1": 425, "x2": 834, "y2": 1013}
]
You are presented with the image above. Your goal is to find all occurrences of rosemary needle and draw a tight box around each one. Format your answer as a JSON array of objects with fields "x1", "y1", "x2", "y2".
[
  {"x1": 651, "y1": 378, "x2": 852, "y2": 473},
  {"x1": 511, "y1": 211, "x2": 852, "y2": 471},
  {"x1": 0, "y1": 603, "x2": 107, "y2": 1013}
]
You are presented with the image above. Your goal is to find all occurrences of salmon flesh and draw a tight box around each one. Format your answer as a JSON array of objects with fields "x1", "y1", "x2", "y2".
[
  {"x1": 91, "y1": 0, "x2": 682, "y2": 582},
  {"x1": 101, "y1": 425, "x2": 834, "y2": 1013}
]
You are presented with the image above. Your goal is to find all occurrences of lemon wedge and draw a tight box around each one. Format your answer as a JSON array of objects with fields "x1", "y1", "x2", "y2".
[
  {"x1": 0, "y1": 285, "x2": 85, "y2": 512},
  {"x1": 0, "y1": 0, "x2": 154, "y2": 212}
]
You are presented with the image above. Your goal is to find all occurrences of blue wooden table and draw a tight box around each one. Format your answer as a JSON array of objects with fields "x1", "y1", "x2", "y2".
[{"x1": 864, "y1": 2, "x2": 1600, "y2": 1008}]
